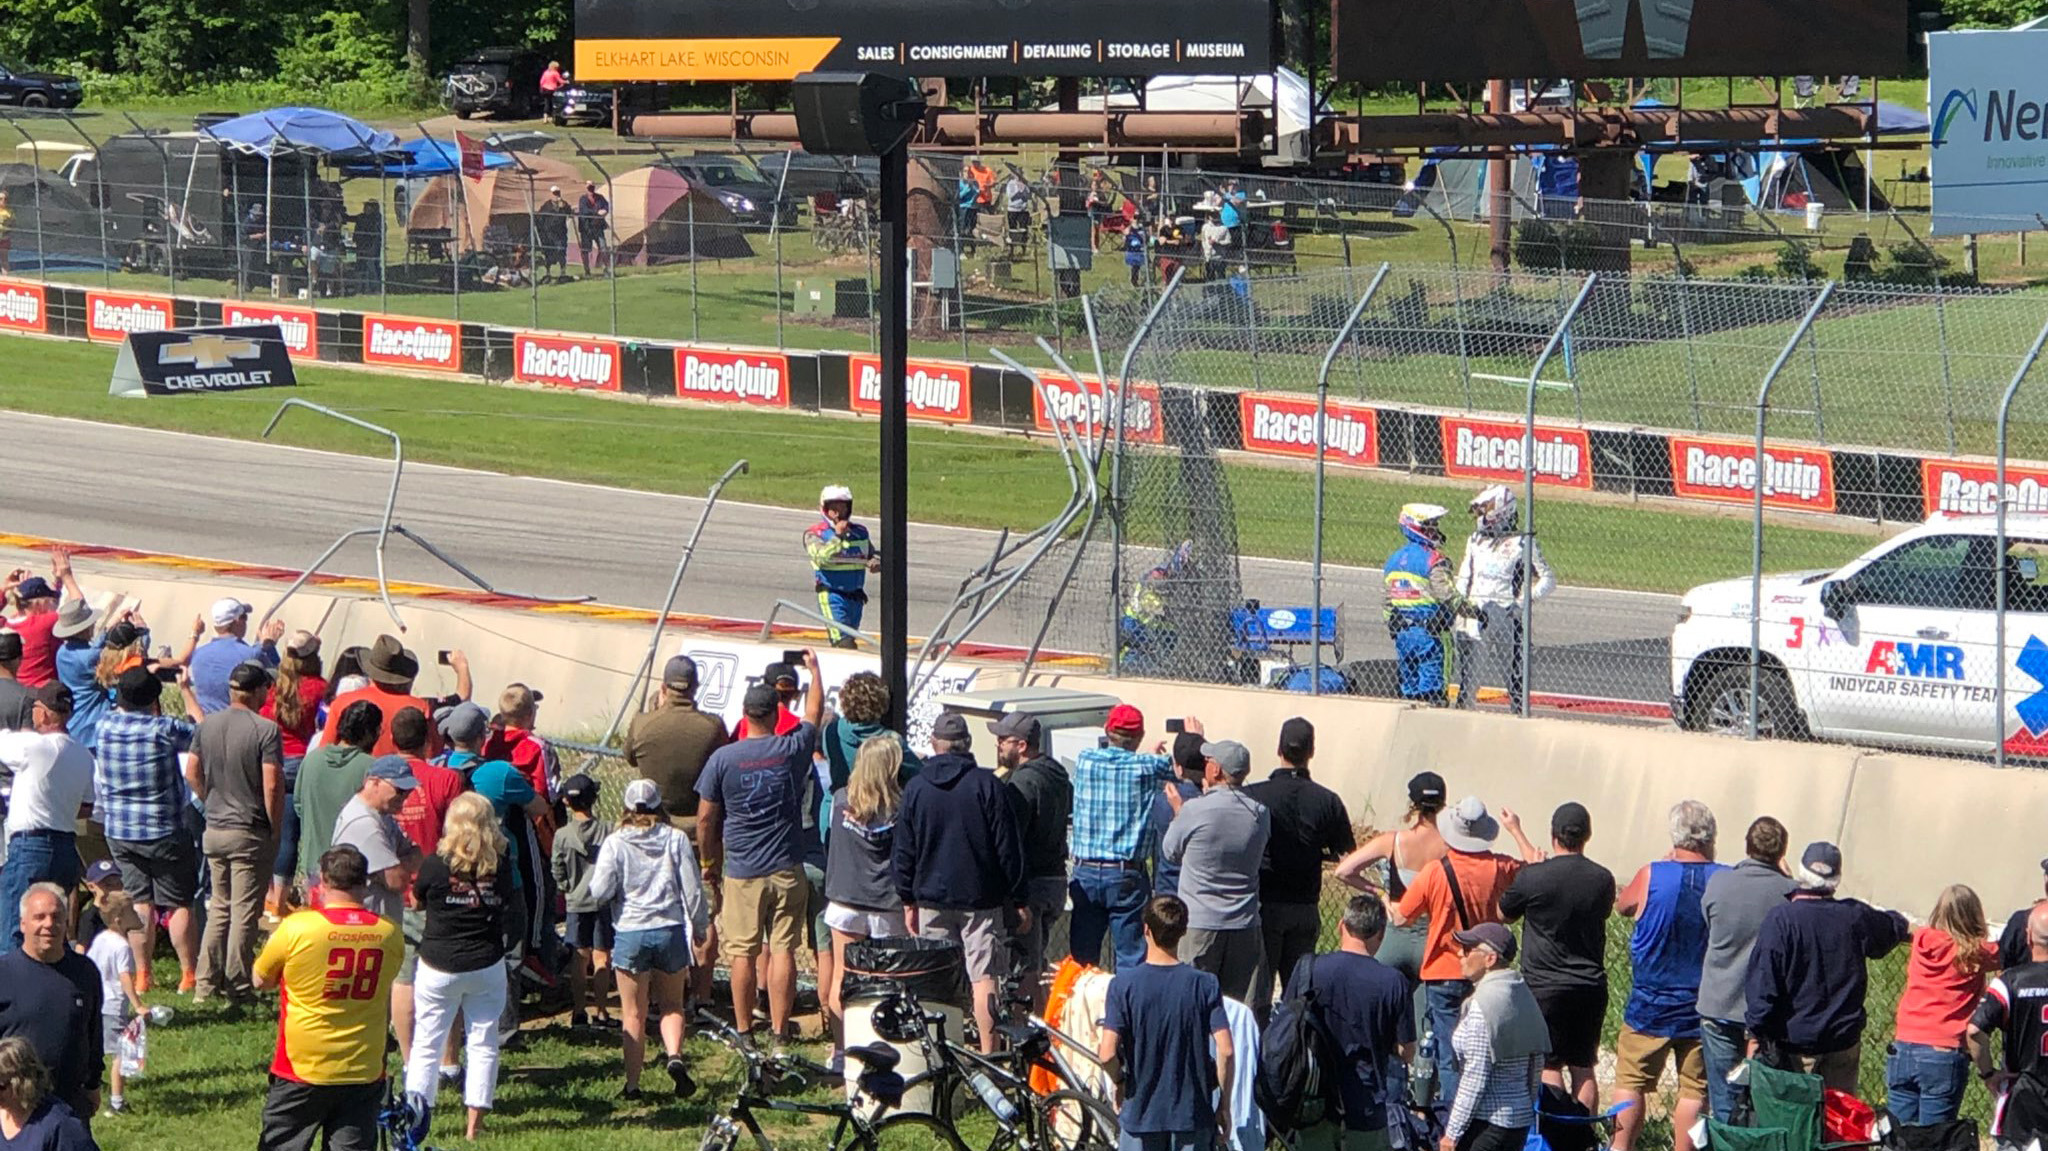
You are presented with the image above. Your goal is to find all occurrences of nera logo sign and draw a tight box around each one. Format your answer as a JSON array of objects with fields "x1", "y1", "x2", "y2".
[
  {"x1": 1668, "y1": 436, "x2": 1836, "y2": 511},
  {"x1": 848, "y1": 355, "x2": 971, "y2": 422},
  {"x1": 1921, "y1": 459, "x2": 2048, "y2": 517},
  {"x1": 1030, "y1": 375, "x2": 1164, "y2": 444},
  {"x1": 515, "y1": 333, "x2": 621, "y2": 391},
  {"x1": 673, "y1": 347, "x2": 789, "y2": 406},
  {"x1": 362, "y1": 315, "x2": 461, "y2": 371},
  {"x1": 1440, "y1": 417, "x2": 1592, "y2": 489},
  {"x1": 0, "y1": 280, "x2": 47, "y2": 333},
  {"x1": 86, "y1": 291, "x2": 174, "y2": 342},
  {"x1": 223, "y1": 304, "x2": 318, "y2": 359},
  {"x1": 1237, "y1": 393, "x2": 1377, "y2": 465}
]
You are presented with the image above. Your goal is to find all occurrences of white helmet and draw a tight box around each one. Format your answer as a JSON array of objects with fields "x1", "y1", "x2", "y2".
[
  {"x1": 820, "y1": 484, "x2": 854, "y2": 508},
  {"x1": 1469, "y1": 485, "x2": 1517, "y2": 535}
]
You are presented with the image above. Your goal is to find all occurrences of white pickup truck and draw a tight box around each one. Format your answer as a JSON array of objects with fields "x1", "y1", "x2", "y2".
[{"x1": 1670, "y1": 513, "x2": 2048, "y2": 757}]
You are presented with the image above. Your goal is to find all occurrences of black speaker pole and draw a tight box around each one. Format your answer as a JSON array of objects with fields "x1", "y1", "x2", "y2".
[{"x1": 878, "y1": 138, "x2": 910, "y2": 734}]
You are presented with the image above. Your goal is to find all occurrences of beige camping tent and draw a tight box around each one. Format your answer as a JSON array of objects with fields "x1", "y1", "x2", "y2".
[{"x1": 407, "y1": 152, "x2": 584, "y2": 253}]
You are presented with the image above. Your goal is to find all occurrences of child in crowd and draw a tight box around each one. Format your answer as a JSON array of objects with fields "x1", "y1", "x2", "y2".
[
  {"x1": 88, "y1": 892, "x2": 147, "y2": 1115},
  {"x1": 551, "y1": 773, "x2": 616, "y2": 1029},
  {"x1": 73, "y1": 860, "x2": 125, "y2": 955}
]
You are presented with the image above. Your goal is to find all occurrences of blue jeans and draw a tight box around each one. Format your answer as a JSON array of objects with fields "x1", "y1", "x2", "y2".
[
  {"x1": 1699, "y1": 1017, "x2": 1747, "y2": 1123},
  {"x1": 272, "y1": 761, "x2": 303, "y2": 881},
  {"x1": 1424, "y1": 979, "x2": 1474, "y2": 1107},
  {"x1": 0, "y1": 831, "x2": 81, "y2": 954},
  {"x1": 1069, "y1": 863, "x2": 1150, "y2": 972},
  {"x1": 1885, "y1": 1041, "x2": 1970, "y2": 1125}
]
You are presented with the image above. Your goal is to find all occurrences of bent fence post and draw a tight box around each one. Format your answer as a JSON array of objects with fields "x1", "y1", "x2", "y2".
[
  {"x1": 596, "y1": 459, "x2": 751, "y2": 751},
  {"x1": 1994, "y1": 317, "x2": 2048, "y2": 769},
  {"x1": 1311, "y1": 262, "x2": 1391, "y2": 696},
  {"x1": 1517, "y1": 273, "x2": 1599, "y2": 717},
  {"x1": 1748, "y1": 281, "x2": 1838, "y2": 739},
  {"x1": 259, "y1": 399, "x2": 407, "y2": 632},
  {"x1": 1107, "y1": 266, "x2": 1187, "y2": 676}
]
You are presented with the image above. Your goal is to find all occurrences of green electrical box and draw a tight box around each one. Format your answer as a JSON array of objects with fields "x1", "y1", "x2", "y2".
[{"x1": 793, "y1": 278, "x2": 872, "y2": 319}]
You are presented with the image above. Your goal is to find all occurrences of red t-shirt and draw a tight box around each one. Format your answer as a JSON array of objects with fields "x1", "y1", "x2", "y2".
[
  {"x1": 320, "y1": 684, "x2": 442, "y2": 758},
  {"x1": 392, "y1": 757, "x2": 467, "y2": 859},
  {"x1": 730, "y1": 706, "x2": 801, "y2": 743},
  {"x1": 1894, "y1": 925, "x2": 1998, "y2": 1048},
  {"x1": 6, "y1": 612, "x2": 59, "y2": 687},
  {"x1": 263, "y1": 675, "x2": 329, "y2": 759}
]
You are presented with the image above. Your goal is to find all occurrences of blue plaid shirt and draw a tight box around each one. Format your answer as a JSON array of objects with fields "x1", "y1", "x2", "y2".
[
  {"x1": 1069, "y1": 744, "x2": 1175, "y2": 863},
  {"x1": 93, "y1": 710, "x2": 196, "y2": 842}
]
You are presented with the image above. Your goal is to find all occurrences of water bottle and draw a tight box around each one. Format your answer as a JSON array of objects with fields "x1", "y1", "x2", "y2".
[
  {"x1": 147, "y1": 1005, "x2": 174, "y2": 1026},
  {"x1": 967, "y1": 1070, "x2": 1019, "y2": 1125}
]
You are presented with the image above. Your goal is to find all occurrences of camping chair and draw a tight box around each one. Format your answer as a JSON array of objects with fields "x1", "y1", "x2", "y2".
[
  {"x1": 1710, "y1": 1119, "x2": 1791, "y2": 1151},
  {"x1": 1521, "y1": 1087, "x2": 1633, "y2": 1151},
  {"x1": 1748, "y1": 1062, "x2": 1824, "y2": 1151},
  {"x1": 1096, "y1": 199, "x2": 1138, "y2": 252}
]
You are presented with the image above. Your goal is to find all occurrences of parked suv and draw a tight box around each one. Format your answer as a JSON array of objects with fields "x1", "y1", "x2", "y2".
[
  {"x1": 446, "y1": 47, "x2": 546, "y2": 120},
  {"x1": 0, "y1": 56, "x2": 84, "y2": 109},
  {"x1": 1670, "y1": 512, "x2": 2048, "y2": 757},
  {"x1": 667, "y1": 154, "x2": 798, "y2": 229}
]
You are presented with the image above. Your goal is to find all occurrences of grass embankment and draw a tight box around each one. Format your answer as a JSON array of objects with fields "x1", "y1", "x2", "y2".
[{"x1": 2, "y1": 338, "x2": 1872, "y2": 594}]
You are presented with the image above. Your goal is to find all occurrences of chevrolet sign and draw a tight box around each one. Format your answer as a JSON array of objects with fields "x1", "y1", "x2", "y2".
[{"x1": 110, "y1": 324, "x2": 298, "y2": 398}]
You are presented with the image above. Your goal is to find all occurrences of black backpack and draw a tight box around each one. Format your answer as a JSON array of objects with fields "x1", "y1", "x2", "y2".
[{"x1": 1256, "y1": 956, "x2": 1340, "y2": 1134}]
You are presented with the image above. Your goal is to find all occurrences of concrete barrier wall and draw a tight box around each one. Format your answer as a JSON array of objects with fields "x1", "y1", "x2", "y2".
[{"x1": 20, "y1": 544, "x2": 2020, "y2": 922}]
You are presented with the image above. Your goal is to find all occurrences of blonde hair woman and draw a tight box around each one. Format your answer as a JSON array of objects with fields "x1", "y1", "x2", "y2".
[
  {"x1": 1887, "y1": 883, "x2": 1996, "y2": 1124},
  {"x1": 820, "y1": 736, "x2": 907, "y2": 1069},
  {"x1": 403, "y1": 792, "x2": 521, "y2": 1141},
  {"x1": 587, "y1": 778, "x2": 710, "y2": 1100},
  {"x1": 0, "y1": 1036, "x2": 96, "y2": 1149}
]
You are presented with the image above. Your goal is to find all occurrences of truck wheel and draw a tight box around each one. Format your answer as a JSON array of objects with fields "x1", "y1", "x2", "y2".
[
  {"x1": 22, "y1": 92, "x2": 48, "y2": 108},
  {"x1": 454, "y1": 107, "x2": 473, "y2": 120},
  {"x1": 1689, "y1": 663, "x2": 1807, "y2": 739}
]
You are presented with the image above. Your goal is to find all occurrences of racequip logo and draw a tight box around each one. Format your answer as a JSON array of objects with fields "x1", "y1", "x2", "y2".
[
  {"x1": 0, "y1": 280, "x2": 47, "y2": 333},
  {"x1": 1864, "y1": 640, "x2": 1965, "y2": 680},
  {"x1": 86, "y1": 291, "x2": 173, "y2": 342},
  {"x1": 1440, "y1": 417, "x2": 1591, "y2": 489},
  {"x1": 1669, "y1": 436, "x2": 1836, "y2": 512},
  {"x1": 362, "y1": 316, "x2": 460, "y2": 371},
  {"x1": 223, "y1": 304, "x2": 317, "y2": 358},
  {"x1": 1030, "y1": 375, "x2": 1164, "y2": 444},
  {"x1": 515, "y1": 333, "x2": 621, "y2": 391},
  {"x1": 849, "y1": 354, "x2": 972, "y2": 422},
  {"x1": 1237, "y1": 393, "x2": 1377, "y2": 466},
  {"x1": 1921, "y1": 460, "x2": 2048, "y2": 517},
  {"x1": 674, "y1": 347, "x2": 788, "y2": 406}
]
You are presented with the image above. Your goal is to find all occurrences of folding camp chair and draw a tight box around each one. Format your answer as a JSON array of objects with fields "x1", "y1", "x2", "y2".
[
  {"x1": 1748, "y1": 1062, "x2": 1825, "y2": 1151},
  {"x1": 1710, "y1": 1118, "x2": 1792, "y2": 1151}
]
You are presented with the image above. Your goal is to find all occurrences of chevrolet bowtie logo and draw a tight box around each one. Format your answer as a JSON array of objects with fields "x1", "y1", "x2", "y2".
[{"x1": 159, "y1": 335, "x2": 261, "y2": 370}]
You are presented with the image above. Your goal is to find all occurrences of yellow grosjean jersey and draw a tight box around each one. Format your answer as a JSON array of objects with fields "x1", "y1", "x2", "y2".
[{"x1": 254, "y1": 906, "x2": 404, "y2": 1085}]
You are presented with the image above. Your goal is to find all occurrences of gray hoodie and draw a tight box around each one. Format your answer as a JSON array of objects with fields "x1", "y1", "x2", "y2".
[{"x1": 586, "y1": 820, "x2": 712, "y2": 941}]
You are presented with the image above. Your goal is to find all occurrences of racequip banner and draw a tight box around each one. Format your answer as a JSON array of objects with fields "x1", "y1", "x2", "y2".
[
  {"x1": 86, "y1": 291, "x2": 175, "y2": 343},
  {"x1": 515, "y1": 333, "x2": 622, "y2": 391},
  {"x1": 362, "y1": 315, "x2": 462, "y2": 372},
  {"x1": 1921, "y1": 459, "x2": 2048, "y2": 517},
  {"x1": 674, "y1": 347, "x2": 790, "y2": 407},
  {"x1": 0, "y1": 280, "x2": 48, "y2": 334},
  {"x1": 1440, "y1": 416, "x2": 1593, "y2": 489},
  {"x1": 848, "y1": 355, "x2": 972, "y2": 422},
  {"x1": 223, "y1": 303, "x2": 319, "y2": 360},
  {"x1": 574, "y1": 0, "x2": 1268, "y2": 81},
  {"x1": 1668, "y1": 436, "x2": 1837, "y2": 512},
  {"x1": 1030, "y1": 374, "x2": 1165, "y2": 445},
  {"x1": 1236, "y1": 392, "x2": 1378, "y2": 467}
]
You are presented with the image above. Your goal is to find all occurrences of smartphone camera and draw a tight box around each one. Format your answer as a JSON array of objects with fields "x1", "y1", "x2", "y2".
[{"x1": 1164, "y1": 718, "x2": 1185, "y2": 734}]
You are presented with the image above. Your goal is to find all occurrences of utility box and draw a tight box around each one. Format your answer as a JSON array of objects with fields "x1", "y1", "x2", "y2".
[{"x1": 792, "y1": 278, "x2": 871, "y2": 318}]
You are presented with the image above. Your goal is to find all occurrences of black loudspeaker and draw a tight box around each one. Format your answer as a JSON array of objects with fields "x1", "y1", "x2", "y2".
[{"x1": 791, "y1": 71, "x2": 924, "y2": 156}]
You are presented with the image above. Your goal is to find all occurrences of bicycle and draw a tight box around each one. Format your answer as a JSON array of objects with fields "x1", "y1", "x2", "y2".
[{"x1": 694, "y1": 1009, "x2": 975, "y2": 1151}]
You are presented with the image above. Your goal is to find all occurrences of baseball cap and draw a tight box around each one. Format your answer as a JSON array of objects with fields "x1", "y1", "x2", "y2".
[
  {"x1": 662, "y1": 655, "x2": 699, "y2": 690},
  {"x1": 741, "y1": 683, "x2": 779, "y2": 719},
  {"x1": 13, "y1": 577, "x2": 55, "y2": 602},
  {"x1": 932, "y1": 712, "x2": 971, "y2": 743},
  {"x1": 210, "y1": 597, "x2": 253, "y2": 627},
  {"x1": 0, "y1": 631, "x2": 19, "y2": 662},
  {"x1": 365, "y1": 754, "x2": 420, "y2": 790},
  {"x1": 1551, "y1": 801, "x2": 1592, "y2": 842},
  {"x1": 1451, "y1": 922, "x2": 1517, "y2": 962},
  {"x1": 623, "y1": 778, "x2": 662, "y2": 813},
  {"x1": 763, "y1": 662, "x2": 799, "y2": 688},
  {"x1": 559, "y1": 773, "x2": 598, "y2": 802},
  {"x1": 1103, "y1": 704, "x2": 1144, "y2": 735},
  {"x1": 1408, "y1": 771, "x2": 1447, "y2": 806},
  {"x1": 285, "y1": 630, "x2": 321, "y2": 658},
  {"x1": 228, "y1": 661, "x2": 273, "y2": 692},
  {"x1": 989, "y1": 712, "x2": 1042, "y2": 746},
  {"x1": 436, "y1": 700, "x2": 490, "y2": 744},
  {"x1": 115, "y1": 666, "x2": 160, "y2": 710},
  {"x1": 1801, "y1": 841, "x2": 1843, "y2": 881},
  {"x1": 104, "y1": 620, "x2": 141, "y2": 650},
  {"x1": 1278, "y1": 717, "x2": 1315, "y2": 761},
  {"x1": 85, "y1": 860, "x2": 120, "y2": 886},
  {"x1": 33, "y1": 681, "x2": 73, "y2": 717},
  {"x1": 1201, "y1": 739, "x2": 1252, "y2": 779}
]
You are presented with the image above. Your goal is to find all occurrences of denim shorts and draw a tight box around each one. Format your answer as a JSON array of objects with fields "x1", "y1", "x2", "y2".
[{"x1": 612, "y1": 924, "x2": 690, "y2": 975}]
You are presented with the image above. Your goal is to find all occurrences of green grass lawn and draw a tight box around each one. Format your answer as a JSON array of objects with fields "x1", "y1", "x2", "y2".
[{"x1": 0, "y1": 336, "x2": 1875, "y2": 594}]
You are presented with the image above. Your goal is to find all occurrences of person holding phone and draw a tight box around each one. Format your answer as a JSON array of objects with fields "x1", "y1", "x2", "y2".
[{"x1": 804, "y1": 486, "x2": 880, "y2": 649}]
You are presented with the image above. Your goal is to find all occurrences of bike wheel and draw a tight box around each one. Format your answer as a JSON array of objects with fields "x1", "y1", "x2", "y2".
[
  {"x1": 699, "y1": 1115, "x2": 742, "y2": 1151},
  {"x1": 864, "y1": 1112, "x2": 974, "y2": 1151},
  {"x1": 1035, "y1": 1089, "x2": 1118, "y2": 1151}
]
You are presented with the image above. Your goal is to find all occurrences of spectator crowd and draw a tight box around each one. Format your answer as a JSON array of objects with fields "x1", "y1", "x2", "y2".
[{"x1": 2, "y1": 545, "x2": 2045, "y2": 1151}]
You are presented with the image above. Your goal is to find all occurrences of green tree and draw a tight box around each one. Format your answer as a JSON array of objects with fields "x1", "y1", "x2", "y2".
[{"x1": 1942, "y1": 0, "x2": 2048, "y2": 27}]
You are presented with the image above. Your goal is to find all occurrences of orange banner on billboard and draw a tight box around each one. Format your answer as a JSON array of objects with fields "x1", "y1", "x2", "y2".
[{"x1": 575, "y1": 38, "x2": 840, "y2": 81}]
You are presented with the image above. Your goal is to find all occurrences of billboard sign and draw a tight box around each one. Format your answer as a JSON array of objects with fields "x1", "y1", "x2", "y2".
[
  {"x1": 574, "y1": 0, "x2": 1268, "y2": 81},
  {"x1": 1439, "y1": 417, "x2": 1593, "y2": 489},
  {"x1": 86, "y1": 291, "x2": 174, "y2": 343},
  {"x1": 1031, "y1": 375, "x2": 1164, "y2": 445},
  {"x1": 1928, "y1": 30, "x2": 2048, "y2": 237},
  {"x1": 1667, "y1": 436, "x2": 1837, "y2": 512},
  {"x1": 109, "y1": 325, "x2": 298, "y2": 398},
  {"x1": 223, "y1": 303, "x2": 319, "y2": 360},
  {"x1": 848, "y1": 355, "x2": 972, "y2": 422},
  {"x1": 0, "y1": 280, "x2": 47, "y2": 334},
  {"x1": 1236, "y1": 393, "x2": 1379, "y2": 467},
  {"x1": 1333, "y1": 0, "x2": 1907, "y2": 83},
  {"x1": 674, "y1": 347, "x2": 790, "y2": 407},
  {"x1": 362, "y1": 315, "x2": 462, "y2": 372},
  {"x1": 515, "y1": 333, "x2": 623, "y2": 391}
]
